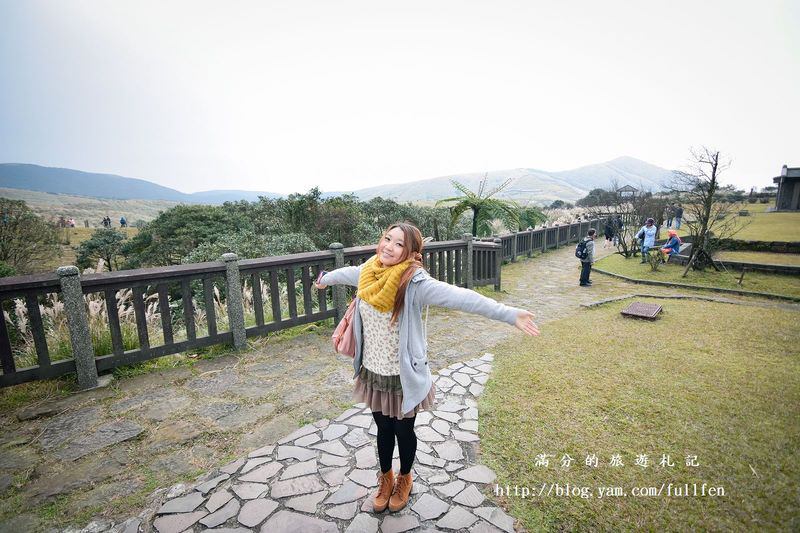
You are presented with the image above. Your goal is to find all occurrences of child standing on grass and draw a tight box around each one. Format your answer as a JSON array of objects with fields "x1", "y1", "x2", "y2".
[{"x1": 315, "y1": 222, "x2": 539, "y2": 513}]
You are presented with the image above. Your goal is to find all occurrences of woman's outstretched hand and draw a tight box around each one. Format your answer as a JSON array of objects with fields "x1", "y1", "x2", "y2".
[
  {"x1": 515, "y1": 310, "x2": 540, "y2": 336},
  {"x1": 313, "y1": 281, "x2": 327, "y2": 290}
]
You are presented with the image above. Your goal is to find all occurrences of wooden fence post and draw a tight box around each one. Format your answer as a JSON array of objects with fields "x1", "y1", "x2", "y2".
[
  {"x1": 57, "y1": 266, "x2": 98, "y2": 389},
  {"x1": 330, "y1": 243, "x2": 346, "y2": 322},
  {"x1": 511, "y1": 233, "x2": 518, "y2": 262},
  {"x1": 222, "y1": 253, "x2": 247, "y2": 350},
  {"x1": 463, "y1": 234, "x2": 474, "y2": 290},
  {"x1": 527, "y1": 229, "x2": 533, "y2": 257},
  {"x1": 493, "y1": 238, "x2": 503, "y2": 291}
]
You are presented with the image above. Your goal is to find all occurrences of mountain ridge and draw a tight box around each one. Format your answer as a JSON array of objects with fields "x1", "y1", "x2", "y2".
[{"x1": 0, "y1": 157, "x2": 674, "y2": 205}]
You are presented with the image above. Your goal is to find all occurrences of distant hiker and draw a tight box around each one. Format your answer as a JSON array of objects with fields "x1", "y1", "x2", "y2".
[
  {"x1": 314, "y1": 222, "x2": 539, "y2": 513},
  {"x1": 666, "y1": 203, "x2": 676, "y2": 228},
  {"x1": 612, "y1": 215, "x2": 623, "y2": 246},
  {"x1": 674, "y1": 204, "x2": 684, "y2": 229},
  {"x1": 637, "y1": 218, "x2": 657, "y2": 263},
  {"x1": 603, "y1": 219, "x2": 614, "y2": 248},
  {"x1": 576, "y1": 228, "x2": 595, "y2": 286},
  {"x1": 68, "y1": 217, "x2": 76, "y2": 228},
  {"x1": 120, "y1": 216, "x2": 127, "y2": 228}
]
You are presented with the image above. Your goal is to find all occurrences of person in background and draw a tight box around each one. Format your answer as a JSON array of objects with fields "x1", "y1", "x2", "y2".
[
  {"x1": 603, "y1": 219, "x2": 614, "y2": 248},
  {"x1": 579, "y1": 229, "x2": 595, "y2": 286},
  {"x1": 637, "y1": 218, "x2": 658, "y2": 264},
  {"x1": 120, "y1": 216, "x2": 127, "y2": 228},
  {"x1": 674, "y1": 204, "x2": 684, "y2": 230},
  {"x1": 613, "y1": 215, "x2": 624, "y2": 246},
  {"x1": 660, "y1": 229, "x2": 682, "y2": 262},
  {"x1": 666, "y1": 203, "x2": 676, "y2": 228}
]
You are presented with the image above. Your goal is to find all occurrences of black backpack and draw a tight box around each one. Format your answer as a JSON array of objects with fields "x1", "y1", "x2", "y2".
[{"x1": 575, "y1": 239, "x2": 589, "y2": 260}]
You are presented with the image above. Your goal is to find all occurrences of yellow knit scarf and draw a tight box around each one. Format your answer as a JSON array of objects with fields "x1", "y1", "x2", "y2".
[{"x1": 357, "y1": 255, "x2": 414, "y2": 313}]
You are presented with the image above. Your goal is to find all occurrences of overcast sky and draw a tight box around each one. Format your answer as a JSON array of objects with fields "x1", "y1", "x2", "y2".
[{"x1": 0, "y1": 0, "x2": 797, "y2": 194}]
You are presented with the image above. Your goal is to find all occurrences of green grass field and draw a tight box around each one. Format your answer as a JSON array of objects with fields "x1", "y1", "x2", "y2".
[
  {"x1": 716, "y1": 251, "x2": 800, "y2": 266},
  {"x1": 674, "y1": 202, "x2": 800, "y2": 242},
  {"x1": 480, "y1": 299, "x2": 800, "y2": 531},
  {"x1": 730, "y1": 209, "x2": 800, "y2": 241},
  {"x1": 595, "y1": 253, "x2": 800, "y2": 298}
]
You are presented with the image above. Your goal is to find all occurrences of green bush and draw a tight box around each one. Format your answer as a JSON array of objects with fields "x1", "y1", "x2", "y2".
[{"x1": 0, "y1": 261, "x2": 17, "y2": 278}]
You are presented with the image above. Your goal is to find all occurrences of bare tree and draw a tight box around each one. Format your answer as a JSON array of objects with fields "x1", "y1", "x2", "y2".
[
  {"x1": 669, "y1": 147, "x2": 748, "y2": 276},
  {"x1": 585, "y1": 179, "x2": 670, "y2": 258}
]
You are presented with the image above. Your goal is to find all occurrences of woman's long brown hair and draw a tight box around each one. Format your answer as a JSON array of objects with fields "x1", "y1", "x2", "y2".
[{"x1": 375, "y1": 222, "x2": 425, "y2": 324}]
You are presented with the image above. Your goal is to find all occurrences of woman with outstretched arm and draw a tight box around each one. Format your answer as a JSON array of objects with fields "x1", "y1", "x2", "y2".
[{"x1": 314, "y1": 222, "x2": 539, "y2": 514}]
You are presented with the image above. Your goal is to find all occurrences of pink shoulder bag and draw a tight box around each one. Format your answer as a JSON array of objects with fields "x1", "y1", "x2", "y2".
[{"x1": 332, "y1": 299, "x2": 357, "y2": 357}]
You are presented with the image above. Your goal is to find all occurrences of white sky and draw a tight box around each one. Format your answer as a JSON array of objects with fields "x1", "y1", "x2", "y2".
[{"x1": 0, "y1": 0, "x2": 797, "y2": 194}]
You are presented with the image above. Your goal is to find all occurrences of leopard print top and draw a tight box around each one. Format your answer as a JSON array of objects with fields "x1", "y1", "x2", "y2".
[{"x1": 359, "y1": 300, "x2": 400, "y2": 376}]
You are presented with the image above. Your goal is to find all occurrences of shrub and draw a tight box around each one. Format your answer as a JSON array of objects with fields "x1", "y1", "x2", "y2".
[
  {"x1": 0, "y1": 261, "x2": 16, "y2": 278},
  {"x1": 646, "y1": 248, "x2": 664, "y2": 271}
]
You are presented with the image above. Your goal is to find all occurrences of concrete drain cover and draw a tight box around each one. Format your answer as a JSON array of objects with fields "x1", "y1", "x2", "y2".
[{"x1": 621, "y1": 301, "x2": 662, "y2": 320}]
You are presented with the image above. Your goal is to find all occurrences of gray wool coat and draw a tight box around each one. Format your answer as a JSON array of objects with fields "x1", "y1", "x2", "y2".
[{"x1": 321, "y1": 265, "x2": 524, "y2": 415}]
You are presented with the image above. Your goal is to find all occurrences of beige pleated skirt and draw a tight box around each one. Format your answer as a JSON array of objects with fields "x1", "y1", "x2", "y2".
[{"x1": 353, "y1": 366, "x2": 436, "y2": 420}]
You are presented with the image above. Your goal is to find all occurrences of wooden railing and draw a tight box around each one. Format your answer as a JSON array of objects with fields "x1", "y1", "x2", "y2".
[
  {"x1": 0, "y1": 235, "x2": 504, "y2": 388},
  {"x1": 496, "y1": 217, "x2": 609, "y2": 262},
  {"x1": 1, "y1": 219, "x2": 607, "y2": 389}
]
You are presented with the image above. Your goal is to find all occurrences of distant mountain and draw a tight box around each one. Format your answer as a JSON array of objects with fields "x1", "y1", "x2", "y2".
[
  {"x1": 351, "y1": 157, "x2": 673, "y2": 204},
  {"x1": 0, "y1": 164, "x2": 281, "y2": 204},
  {"x1": 551, "y1": 156, "x2": 674, "y2": 192},
  {"x1": 187, "y1": 190, "x2": 281, "y2": 203},
  {"x1": 1, "y1": 157, "x2": 674, "y2": 206}
]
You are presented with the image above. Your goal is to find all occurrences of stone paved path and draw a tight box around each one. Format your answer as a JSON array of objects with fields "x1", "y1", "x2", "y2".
[
  {"x1": 100, "y1": 353, "x2": 511, "y2": 533},
  {"x1": 2, "y1": 244, "x2": 796, "y2": 532}
]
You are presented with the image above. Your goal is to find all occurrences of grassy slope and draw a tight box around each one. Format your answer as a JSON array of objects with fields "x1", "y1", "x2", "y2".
[
  {"x1": 595, "y1": 253, "x2": 800, "y2": 298},
  {"x1": 0, "y1": 188, "x2": 178, "y2": 226},
  {"x1": 675, "y1": 203, "x2": 800, "y2": 242},
  {"x1": 40, "y1": 227, "x2": 139, "y2": 272},
  {"x1": 716, "y1": 251, "x2": 800, "y2": 266},
  {"x1": 480, "y1": 299, "x2": 800, "y2": 531}
]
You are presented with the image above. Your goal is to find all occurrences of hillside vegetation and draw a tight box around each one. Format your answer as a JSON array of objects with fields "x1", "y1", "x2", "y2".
[{"x1": 0, "y1": 188, "x2": 178, "y2": 226}]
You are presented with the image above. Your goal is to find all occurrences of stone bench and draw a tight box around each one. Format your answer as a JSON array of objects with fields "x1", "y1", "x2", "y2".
[{"x1": 670, "y1": 243, "x2": 693, "y2": 265}]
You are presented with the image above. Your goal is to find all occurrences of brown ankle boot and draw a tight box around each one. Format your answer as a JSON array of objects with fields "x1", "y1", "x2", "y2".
[
  {"x1": 388, "y1": 472, "x2": 413, "y2": 512},
  {"x1": 373, "y1": 470, "x2": 394, "y2": 512}
]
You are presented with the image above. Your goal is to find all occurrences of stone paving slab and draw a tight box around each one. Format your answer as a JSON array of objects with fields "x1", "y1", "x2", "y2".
[{"x1": 76, "y1": 353, "x2": 520, "y2": 532}]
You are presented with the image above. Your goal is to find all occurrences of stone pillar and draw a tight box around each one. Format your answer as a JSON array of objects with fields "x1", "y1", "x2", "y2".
[
  {"x1": 511, "y1": 233, "x2": 518, "y2": 262},
  {"x1": 57, "y1": 266, "x2": 98, "y2": 389},
  {"x1": 462, "y1": 234, "x2": 474, "y2": 290},
  {"x1": 492, "y1": 238, "x2": 502, "y2": 291},
  {"x1": 221, "y1": 253, "x2": 247, "y2": 350},
  {"x1": 330, "y1": 243, "x2": 347, "y2": 322}
]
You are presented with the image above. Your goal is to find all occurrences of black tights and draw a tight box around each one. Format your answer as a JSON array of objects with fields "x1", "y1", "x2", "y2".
[{"x1": 372, "y1": 411, "x2": 417, "y2": 475}]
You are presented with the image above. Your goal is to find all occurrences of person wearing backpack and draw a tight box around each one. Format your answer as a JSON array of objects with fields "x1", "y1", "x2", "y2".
[
  {"x1": 577, "y1": 229, "x2": 596, "y2": 287},
  {"x1": 314, "y1": 222, "x2": 539, "y2": 513}
]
